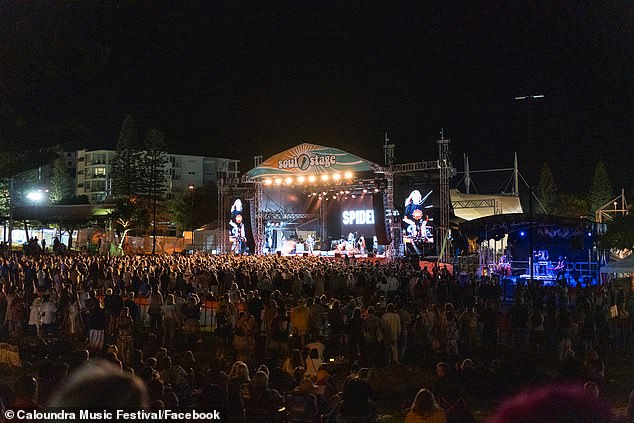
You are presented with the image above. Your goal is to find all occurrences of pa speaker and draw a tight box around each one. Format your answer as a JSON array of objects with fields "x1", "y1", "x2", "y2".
[
  {"x1": 373, "y1": 193, "x2": 390, "y2": 245},
  {"x1": 276, "y1": 251, "x2": 282, "y2": 257},
  {"x1": 303, "y1": 252, "x2": 308, "y2": 257}
]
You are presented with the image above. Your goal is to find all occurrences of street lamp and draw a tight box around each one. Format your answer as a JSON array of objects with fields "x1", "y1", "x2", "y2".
[
  {"x1": 614, "y1": 201, "x2": 618, "y2": 215},
  {"x1": 188, "y1": 184, "x2": 195, "y2": 233}
]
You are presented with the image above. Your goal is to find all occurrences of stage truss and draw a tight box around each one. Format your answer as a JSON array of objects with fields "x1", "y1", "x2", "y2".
[{"x1": 219, "y1": 138, "x2": 456, "y2": 261}]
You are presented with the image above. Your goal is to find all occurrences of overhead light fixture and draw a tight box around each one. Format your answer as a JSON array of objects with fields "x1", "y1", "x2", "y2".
[
  {"x1": 321, "y1": 174, "x2": 329, "y2": 181},
  {"x1": 308, "y1": 175, "x2": 317, "y2": 183},
  {"x1": 344, "y1": 172, "x2": 353, "y2": 179},
  {"x1": 275, "y1": 178, "x2": 282, "y2": 185},
  {"x1": 332, "y1": 173, "x2": 341, "y2": 181},
  {"x1": 264, "y1": 179, "x2": 273, "y2": 185},
  {"x1": 285, "y1": 177, "x2": 293, "y2": 185},
  {"x1": 297, "y1": 175, "x2": 306, "y2": 183}
]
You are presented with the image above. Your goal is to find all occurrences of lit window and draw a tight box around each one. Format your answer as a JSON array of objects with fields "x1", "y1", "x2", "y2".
[{"x1": 95, "y1": 168, "x2": 106, "y2": 176}]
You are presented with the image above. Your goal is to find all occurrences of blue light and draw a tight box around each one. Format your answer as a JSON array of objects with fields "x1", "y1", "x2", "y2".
[
  {"x1": 587, "y1": 232, "x2": 592, "y2": 237},
  {"x1": 520, "y1": 231, "x2": 525, "y2": 237}
]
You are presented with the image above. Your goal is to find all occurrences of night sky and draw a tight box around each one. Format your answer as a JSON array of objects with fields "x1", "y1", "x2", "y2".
[{"x1": 3, "y1": 1, "x2": 634, "y2": 193}]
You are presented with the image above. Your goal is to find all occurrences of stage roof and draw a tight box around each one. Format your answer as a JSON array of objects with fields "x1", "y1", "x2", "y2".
[
  {"x1": 451, "y1": 189, "x2": 523, "y2": 221},
  {"x1": 460, "y1": 213, "x2": 597, "y2": 239},
  {"x1": 601, "y1": 253, "x2": 634, "y2": 274},
  {"x1": 244, "y1": 143, "x2": 379, "y2": 179}
]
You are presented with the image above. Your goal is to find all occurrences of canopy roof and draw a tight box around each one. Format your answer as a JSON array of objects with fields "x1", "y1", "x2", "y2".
[
  {"x1": 11, "y1": 204, "x2": 113, "y2": 222},
  {"x1": 601, "y1": 253, "x2": 634, "y2": 274},
  {"x1": 244, "y1": 143, "x2": 378, "y2": 179},
  {"x1": 451, "y1": 189, "x2": 523, "y2": 221}
]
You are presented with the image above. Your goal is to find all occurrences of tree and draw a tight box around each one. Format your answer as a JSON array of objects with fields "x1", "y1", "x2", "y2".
[
  {"x1": 0, "y1": 179, "x2": 9, "y2": 219},
  {"x1": 601, "y1": 214, "x2": 634, "y2": 250},
  {"x1": 109, "y1": 197, "x2": 148, "y2": 254},
  {"x1": 49, "y1": 156, "x2": 70, "y2": 204},
  {"x1": 110, "y1": 115, "x2": 143, "y2": 199},
  {"x1": 142, "y1": 128, "x2": 168, "y2": 254},
  {"x1": 536, "y1": 162, "x2": 557, "y2": 214},
  {"x1": 588, "y1": 161, "x2": 613, "y2": 216},
  {"x1": 556, "y1": 193, "x2": 591, "y2": 219},
  {"x1": 166, "y1": 183, "x2": 218, "y2": 234}
]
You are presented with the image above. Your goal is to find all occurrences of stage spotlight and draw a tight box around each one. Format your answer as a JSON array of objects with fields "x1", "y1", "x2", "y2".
[
  {"x1": 285, "y1": 177, "x2": 293, "y2": 185},
  {"x1": 520, "y1": 231, "x2": 525, "y2": 237},
  {"x1": 332, "y1": 173, "x2": 341, "y2": 181},
  {"x1": 264, "y1": 179, "x2": 273, "y2": 185},
  {"x1": 323, "y1": 191, "x2": 327, "y2": 195},
  {"x1": 308, "y1": 175, "x2": 317, "y2": 183},
  {"x1": 587, "y1": 231, "x2": 592, "y2": 237},
  {"x1": 363, "y1": 189, "x2": 367, "y2": 193},
  {"x1": 332, "y1": 196, "x2": 336, "y2": 200},
  {"x1": 275, "y1": 178, "x2": 282, "y2": 185},
  {"x1": 344, "y1": 171, "x2": 353, "y2": 179},
  {"x1": 374, "y1": 188, "x2": 379, "y2": 192},
  {"x1": 351, "y1": 194, "x2": 356, "y2": 198},
  {"x1": 321, "y1": 174, "x2": 329, "y2": 181},
  {"x1": 339, "y1": 190, "x2": 344, "y2": 194},
  {"x1": 345, "y1": 190, "x2": 349, "y2": 194},
  {"x1": 297, "y1": 175, "x2": 306, "y2": 184}
]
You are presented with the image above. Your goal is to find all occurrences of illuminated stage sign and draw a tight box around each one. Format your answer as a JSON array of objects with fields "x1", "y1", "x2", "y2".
[
  {"x1": 278, "y1": 154, "x2": 337, "y2": 170},
  {"x1": 342, "y1": 210, "x2": 375, "y2": 225}
]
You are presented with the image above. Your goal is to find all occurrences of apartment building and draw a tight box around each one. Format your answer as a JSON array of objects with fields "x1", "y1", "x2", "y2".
[{"x1": 76, "y1": 149, "x2": 240, "y2": 203}]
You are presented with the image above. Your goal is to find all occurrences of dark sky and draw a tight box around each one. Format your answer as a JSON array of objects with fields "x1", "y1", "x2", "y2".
[{"x1": 4, "y1": 1, "x2": 634, "y2": 193}]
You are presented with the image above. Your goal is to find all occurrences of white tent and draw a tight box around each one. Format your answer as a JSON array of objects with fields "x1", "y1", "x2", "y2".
[
  {"x1": 601, "y1": 253, "x2": 634, "y2": 274},
  {"x1": 451, "y1": 189, "x2": 523, "y2": 221}
]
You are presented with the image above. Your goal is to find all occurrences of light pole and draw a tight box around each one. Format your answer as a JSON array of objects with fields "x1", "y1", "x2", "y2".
[
  {"x1": 188, "y1": 184, "x2": 195, "y2": 247},
  {"x1": 515, "y1": 94, "x2": 545, "y2": 283}
]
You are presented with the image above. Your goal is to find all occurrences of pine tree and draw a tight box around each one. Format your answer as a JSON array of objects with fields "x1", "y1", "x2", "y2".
[
  {"x1": 110, "y1": 115, "x2": 142, "y2": 199},
  {"x1": 588, "y1": 161, "x2": 613, "y2": 215},
  {"x1": 536, "y1": 162, "x2": 557, "y2": 214},
  {"x1": 143, "y1": 128, "x2": 168, "y2": 254},
  {"x1": 49, "y1": 156, "x2": 70, "y2": 203}
]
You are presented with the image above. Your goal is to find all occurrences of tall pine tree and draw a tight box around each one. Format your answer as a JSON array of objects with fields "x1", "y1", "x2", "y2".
[
  {"x1": 536, "y1": 162, "x2": 557, "y2": 214},
  {"x1": 143, "y1": 128, "x2": 168, "y2": 254},
  {"x1": 110, "y1": 115, "x2": 143, "y2": 199},
  {"x1": 49, "y1": 156, "x2": 70, "y2": 204},
  {"x1": 588, "y1": 161, "x2": 613, "y2": 216}
]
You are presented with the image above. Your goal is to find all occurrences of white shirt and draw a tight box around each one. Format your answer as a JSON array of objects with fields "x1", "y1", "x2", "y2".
[{"x1": 40, "y1": 302, "x2": 57, "y2": 325}]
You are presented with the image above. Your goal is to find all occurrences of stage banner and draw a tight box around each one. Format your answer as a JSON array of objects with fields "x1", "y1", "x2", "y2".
[{"x1": 244, "y1": 143, "x2": 376, "y2": 179}]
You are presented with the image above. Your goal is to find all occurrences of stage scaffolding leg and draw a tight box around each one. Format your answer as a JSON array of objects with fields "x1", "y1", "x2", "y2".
[
  {"x1": 218, "y1": 179, "x2": 226, "y2": 254},
  {"x1": 255, "y1": 182, "x2": 264, "y2": 255},
  {"x1": 386, "y1": 171, "x2": 397, "y2": 260}
]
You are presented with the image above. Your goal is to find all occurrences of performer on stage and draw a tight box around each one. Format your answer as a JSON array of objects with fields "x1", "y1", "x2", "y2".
[
  {"x1": 498, "y1": 255, "x2": 511, "y2": 276},
  {"x1": 357, "y1": 234, "x2": 366, "y2": 255},
  {"x1": 554, "y1": 256, "x2": 567, "y2": 280},
  {"x1": 306, "y1": 234, "x2": 315, "y2": 254}
]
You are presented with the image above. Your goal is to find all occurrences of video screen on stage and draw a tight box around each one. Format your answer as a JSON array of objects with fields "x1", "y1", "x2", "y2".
[
  {"x1": 402, "y1": 189, "x2": 434, "y2": 243},
  {"x1": 228, "y1": 197, "x2": 255, "y2": 254},
  {"x1": 340, "y1": 195, "x2": 376, "y2": 241},
  {"x1": 394, "y1": 173, "x2": 440, "y2": 256}
]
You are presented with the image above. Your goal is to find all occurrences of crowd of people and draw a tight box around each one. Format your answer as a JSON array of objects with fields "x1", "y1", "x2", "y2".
[{"x1": 0, "y1": 250, "x2": 632, "y2": 422}]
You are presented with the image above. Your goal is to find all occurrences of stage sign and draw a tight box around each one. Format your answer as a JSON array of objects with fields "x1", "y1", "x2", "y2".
[{"x1": 244, "y1": 143, "x2": 375, "y2": 179}]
